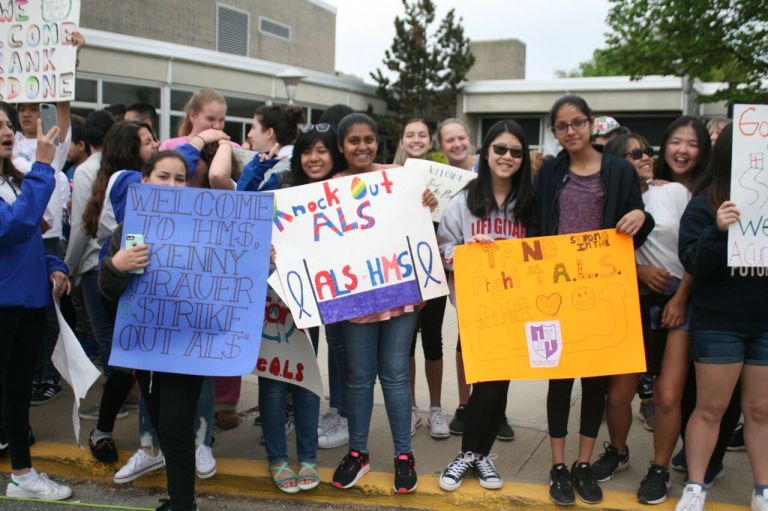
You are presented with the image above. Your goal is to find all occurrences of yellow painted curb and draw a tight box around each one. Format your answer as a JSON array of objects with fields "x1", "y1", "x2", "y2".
[{"x1": 0, "y1": 442, "x2": 746, "y2": 510}]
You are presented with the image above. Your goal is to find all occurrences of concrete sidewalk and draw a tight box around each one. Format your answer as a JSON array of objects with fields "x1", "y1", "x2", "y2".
[{"x1": 4, "y1": 303, "x2": 755, "y2": 510}]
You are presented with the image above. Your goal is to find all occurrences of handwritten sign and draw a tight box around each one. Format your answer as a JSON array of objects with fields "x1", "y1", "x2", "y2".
[
  {"x1": 111, "y1": 184, "x2": 273, "y2": 376},
  {"x1": 454, "y1": 230, "x2": 645, "y2": 382},
  {"x1": 271, "y1": 167, "x2": 449, "y2": 328},
  {"x1": 403, "y1": 158, "x2": 477, "y2": 222},
  {"x1": 0, "y1": 0, "x2": 80, "y2": 103},
  {"x1": 255, "y1": 287, "x2": 323, "y2": 397},
  {"x1": 729, "y1": 104, "x2": 768, "y2": 267}
]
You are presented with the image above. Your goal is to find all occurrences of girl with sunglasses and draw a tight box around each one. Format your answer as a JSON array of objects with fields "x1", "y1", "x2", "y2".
[
  {"x1": 535, "y1": 95, "x2": 654, "y2": 506},
  {"x1": 592, "y1": 133, "x2": 692, "y2": 504},
  {"x1": 330, "y1": 113, "x2": 437, "y2": 494},
  {"x1": 436, "y1": 120, "x2": 535, "y2": 492}
]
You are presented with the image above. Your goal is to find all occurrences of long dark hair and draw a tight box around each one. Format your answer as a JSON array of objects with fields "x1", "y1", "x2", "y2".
[
  {"x1": 82, "y1": 121, "x2": 151, "y2": 237},
  {"x1": 0, "y1": 102, "x2": 23, "y2": 185},
  {"x1": 290, "y1": 129, "x2": 344, "y2": 186},
  {"x1": 693, "y1": 123, "x2": 732, "y2": 211},
  {"x1": 141, "y1": 151, "x2": 189, "y2": 179},
  {"x1": 604, "y1": 132, "x2": 652, "y2": 159},
  {"x1": 549, "y1": 95, "x2": 592, "y2": 128},
  {"x1": 655, "y1": 116, "x2": 711, "y2": 184},
  {"x1": 254, "y1": 105, "x2": 305, "y2": 146},
  {"x1": 465, "y1": 119, "x2": 534, "y2": 225}
]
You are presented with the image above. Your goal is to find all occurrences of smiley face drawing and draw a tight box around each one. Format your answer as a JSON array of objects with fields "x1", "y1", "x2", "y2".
[{"x1": 572, "y1": 287, "x2": 596, "y2": 311}]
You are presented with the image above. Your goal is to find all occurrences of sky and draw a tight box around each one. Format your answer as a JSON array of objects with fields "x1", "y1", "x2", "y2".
[{"x1": 328, "y1": 0, "x2": 612, "y2": 83}]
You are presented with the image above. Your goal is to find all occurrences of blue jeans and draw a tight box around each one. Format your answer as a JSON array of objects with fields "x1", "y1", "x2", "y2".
[
  {"x1": 340, "y1": 312, "x2": 418, "y2": 455},
  {"x1": 325, "y1": 322, "x2": 346, "y2": 417},
  {"x1": 80, "y1": 269, "x2": 115, "y2": 374},
  {"x1": 259, "y1": 332, "x2": 319, "y2": 464},
  {"x1": 139, "y1": 377, "x2": 215, "y2": 448},
  {"x1": 691, "y1": 330, "x2": 768, "y2": 365}
]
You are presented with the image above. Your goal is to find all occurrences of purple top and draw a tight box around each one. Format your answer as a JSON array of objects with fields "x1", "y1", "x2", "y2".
[{"x1": 557, "y1": 170, "x2": 605, "y2": 234}]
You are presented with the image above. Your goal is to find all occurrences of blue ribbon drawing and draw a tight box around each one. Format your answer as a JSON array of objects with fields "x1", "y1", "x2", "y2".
[
  {"x1": 286, "y1": 270, "x2": 312, "y2": 319},
  {"x1": 417, "y1": 241, "x2": 442, "y2": 288}
]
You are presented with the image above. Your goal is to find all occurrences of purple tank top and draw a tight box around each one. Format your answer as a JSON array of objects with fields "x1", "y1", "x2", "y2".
[{"x1": 557, "y1": 170, "x2": 605, "y2": 234}]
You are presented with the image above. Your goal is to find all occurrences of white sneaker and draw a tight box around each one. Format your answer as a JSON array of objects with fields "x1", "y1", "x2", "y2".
[
  {"x1": 195, "y1": 445, "x2": 217, "y2": 479},
  {"x1": 675, "y1": 484, "x2": 707, "y2": 511},
  {"x1": 318, "y1": 407, "x2": 339, "y2": 435},
  {"x1": 474, "y1": 454, "x2": 503, "y2": 489},
  {"x1": 113, "y1": 448, "x2": 165, "y2": 484},
  {"x1": 318, "y1": 415, "x2": 349, "y2": 449},
  {"x1": 428, "y1": 407, "x2": 451, "y2": 439},
  {"x1": 411, "y1": 406, "x2": 422, "y2": 437},
  {"x1": 6, "y1": 469, "x2": 72, "y2": 501},
  {"x1": 753, "y1": 488, "x2": 768, "y2": 511},
  {"x1": 439, "y1": 451, "x2": 474, "y2": 492}
]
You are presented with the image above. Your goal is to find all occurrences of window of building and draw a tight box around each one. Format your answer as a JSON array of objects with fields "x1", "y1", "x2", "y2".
[
  {"x1": 217, "y1": 4, "x2": 250, "y2": 56},
  {"x1": 102, "y1": 82, "x2": 161, "y2": 108},
  {"x1": 481, "y1": 116, "x2": 541, "y2": 147},
  {"x1": 75, "y1": 78, "x2": 97, "y2": 103},
  {"x1": 259, "y1": 16, "x2": 291, "y2": 41}
]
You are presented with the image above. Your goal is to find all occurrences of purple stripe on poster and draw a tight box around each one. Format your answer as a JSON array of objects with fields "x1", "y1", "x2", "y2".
[{"x1": 319, "y1": 280, "x2": 421, "y2": 324}]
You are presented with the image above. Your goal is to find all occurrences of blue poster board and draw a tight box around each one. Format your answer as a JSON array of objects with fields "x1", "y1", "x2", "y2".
[{"x1": 110, "y1": 184, "x2": 273, "y2": 376}]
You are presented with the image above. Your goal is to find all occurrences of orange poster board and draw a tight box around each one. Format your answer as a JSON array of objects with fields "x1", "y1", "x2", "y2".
[{"x1": 454, "y1": 230, "x2": 645, "y2": 382}]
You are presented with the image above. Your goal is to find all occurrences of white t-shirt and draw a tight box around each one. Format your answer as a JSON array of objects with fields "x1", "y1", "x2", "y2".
[
  {"x1": 635, "y1": 182, "x2": 691, "y2": 279},
  {"x1": 13, "y1": 128, "x2": 71, "y2": 239}
]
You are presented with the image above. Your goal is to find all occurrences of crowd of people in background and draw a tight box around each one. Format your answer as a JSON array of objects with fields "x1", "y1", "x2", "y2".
[{"x1": 1, "y1": 37, "x2": 765, "y2": 511}]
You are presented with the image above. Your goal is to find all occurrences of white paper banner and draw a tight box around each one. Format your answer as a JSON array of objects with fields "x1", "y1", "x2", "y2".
[
  {"x1": 403, "y1": 158, "x2": 477, "y2": 222},
  {"x1": 52, "y1": 300, "x2": 101, "y2": 445},
  {"x1": 729, "y1": 105, "x2": 768, "y2": 267}
]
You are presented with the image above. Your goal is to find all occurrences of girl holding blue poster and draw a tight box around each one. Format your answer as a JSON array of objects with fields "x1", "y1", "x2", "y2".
[
  {"x1": 330, "y1": 113, "x2": 437, "y2": 494},
  {"x1": 99, "y1": 151, "x2": 202, "y2": 511},
  {"x1": 675, "y1": 124, "x2": 768, "y2": 511},
  {"x1": 435, "y1": 119, "x2": 535, "y2": 492},
  {"x1": 535, "y1": 95, "x2": 653, "y2": 506}
]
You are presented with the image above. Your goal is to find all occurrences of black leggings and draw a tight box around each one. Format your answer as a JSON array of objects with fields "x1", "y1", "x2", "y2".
[
  {"x1": 461, "y1": 380, "x2": 509, "y2": 456},
  {"x1": 136, "y1": 370, "x2": 203, "y2": 511},
  {"x1": 547, "y1": 377, "x2": 607, "y2": 438},
  {"x1": 0, "y1": 307, "x2": 45, "y2": 469},
  {"x1": 96, "y1": 369, "x2": 134, "y2": 433},
  {"x1": 409, "y1": 296, "x2": 447, "y2": 361}
]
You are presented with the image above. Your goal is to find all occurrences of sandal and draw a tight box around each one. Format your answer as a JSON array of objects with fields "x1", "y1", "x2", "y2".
[
  {"x1": 269, "y1": 462, "x2": 299, "y2": 494},
  {"x1": 297, "y1": 461, "x2": 320, "y2": 491}
]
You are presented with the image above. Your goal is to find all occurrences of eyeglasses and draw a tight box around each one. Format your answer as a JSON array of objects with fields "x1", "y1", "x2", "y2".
[
  {"x1": 491, "y1": 144, "x2": 524, "y2": 158},
  {"x1": 624, "y1": 147, "x2": 654, "y2": 160},
  {"x1": 552, "y1": 117, "x2": 590, "y2": 134},
  {"x1": 298, "y1": 123, "x2": 331, "y2": 133}
]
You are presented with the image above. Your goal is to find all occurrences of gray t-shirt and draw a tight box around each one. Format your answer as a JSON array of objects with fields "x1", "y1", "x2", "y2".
[{"x1": 558, "y1": 170, "x2": 605, "y2": 234}]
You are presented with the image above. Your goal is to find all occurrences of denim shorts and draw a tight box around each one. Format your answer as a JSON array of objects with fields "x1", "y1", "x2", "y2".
[{"x1": 691, "y1": 330, "x2": 768, "y2": 365}]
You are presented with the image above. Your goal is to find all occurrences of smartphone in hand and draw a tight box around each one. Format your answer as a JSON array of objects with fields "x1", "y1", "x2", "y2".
[
  {"x1": 40, "y1": 104, "x2": 59, "y2": 146},
  {"x1": 125, "y1": 233, "x2": 145, "y2": 275}
]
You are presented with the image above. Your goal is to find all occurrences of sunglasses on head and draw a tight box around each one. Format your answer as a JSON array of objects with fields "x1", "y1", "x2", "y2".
[
  {"x1": 624, "y1": 147, "x2": 654, "y2": 160},
  {"x1": 298, "y1": 123, "x2": 331, "y2": 133},
  {"x1": 491, "y1": 144, "x2": 524, "y2": 158}
]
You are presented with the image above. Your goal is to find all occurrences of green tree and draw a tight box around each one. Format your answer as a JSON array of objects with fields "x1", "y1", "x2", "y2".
[
  {"x1": 554, "y1": 49, "x2": 623, "y2": 78},
  {"x1": 371, "y1": 0, "x2": 474, "y2": 119},
  {"x1": 598, "y1": 0, "x2": 767, "y2": 103}
]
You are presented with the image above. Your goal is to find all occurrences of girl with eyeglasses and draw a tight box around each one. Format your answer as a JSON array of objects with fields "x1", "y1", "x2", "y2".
[
  {"x1": 259, "y1": 124, "x2": 344, "y2": 494},
  {"x1": 436, "y1": 120, "x2": 535, "y2": 493},
  {"x1": 675, "y1": 123, "x2": 768, "y2": 511},
  {"x1": 595, "y1": 133, "x2": 693, "y2": 504},
  {"x1": 536, "y1": 95, "x2": 654, "y2": 506},
  {"x1": 330, "y1": 113, "x2": 437, "y2": 494}
]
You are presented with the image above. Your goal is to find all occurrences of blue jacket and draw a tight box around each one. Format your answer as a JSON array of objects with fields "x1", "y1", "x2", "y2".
[{"x1": 0, "y1": 162, "x2": 68, "y2": 308}]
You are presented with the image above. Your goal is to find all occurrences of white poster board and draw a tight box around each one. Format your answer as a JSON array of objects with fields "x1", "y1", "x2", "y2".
[
  {"x1": 729, "y1": 105, "x2": 768, "y2": 267},
  {"x1": 0, "y1": 0, "x2": 81, "y2": 103},
  {"x1": 403, "y1": 158, "x2": 477, "y2": 222}
]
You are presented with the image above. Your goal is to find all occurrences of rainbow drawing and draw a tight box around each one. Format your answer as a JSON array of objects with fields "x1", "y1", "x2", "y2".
[{"x1": 350, "y1": 177, "x2": 367, "y2": 200}]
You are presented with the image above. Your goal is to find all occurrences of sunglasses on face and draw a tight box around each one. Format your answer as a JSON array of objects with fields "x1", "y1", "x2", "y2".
[
  {"x1": 624, "y1": 147, "x2": 654, "y2": 160},
  {"x1": 552, "y1": 117, "x2": 590, "y2": 134},
  {"x1": 491, "y1": 144, "x2": 524, "y2": 158},
  {"x1": 298, "y1": 123, "x2": 331, "y2": 133}
]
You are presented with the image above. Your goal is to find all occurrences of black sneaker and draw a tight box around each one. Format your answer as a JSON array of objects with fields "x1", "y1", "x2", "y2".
[
  {"x1": 727, "y1": 422, "x2": 745, "y2": 451},
  {"x1": 449, "y1": 405, "x2": 465, "y2": 435},
  {"x1": 637, "y1": 462, "x2": 670, "y2": 504},
  {"x1": 439, "y1": 452, "x2": 474, "y2": 492},
  {"x1": 496, "y1": 414, "x2": 515, "y2": 441},
  {"x1": 549, "y1": 463, "x2": 575, "y2": 506},
  {"x1": 571, "y1": 461, "x2": 603, "y2": 504},
  {"x1": 30, "y1": 381, "x2": 62, "y2": 406},
  {"x1": 89, "y1": 430, "x2": 118, "y2": 463},
  {"x1": 591, "y1": 442, "x2": 630, "y2": 482},
  {"x1": 670, "y1": 447, "x2": 686, "y2": 472},
  {"x1": 393, "y1": 452, "x2": 417, "y2": 493},
  {"x1": 474, "y1": 454, "x2": 503, "y2": 489},
  {"x1": 332, "y1": 450, "x2": 370, "y2": 489},
  {"x1": 156, "y1": 498, "x2": 198, "y2": 511}
]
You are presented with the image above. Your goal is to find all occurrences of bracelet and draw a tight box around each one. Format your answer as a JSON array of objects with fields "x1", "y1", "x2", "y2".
[{"x1": 195, "y1": 135, "x2": 207, "y2": 146}]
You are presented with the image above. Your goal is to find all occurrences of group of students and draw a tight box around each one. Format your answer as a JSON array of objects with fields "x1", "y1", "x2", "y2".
[{"x1": 1, "y1": 80, "x2": 766, "y2": 511}]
